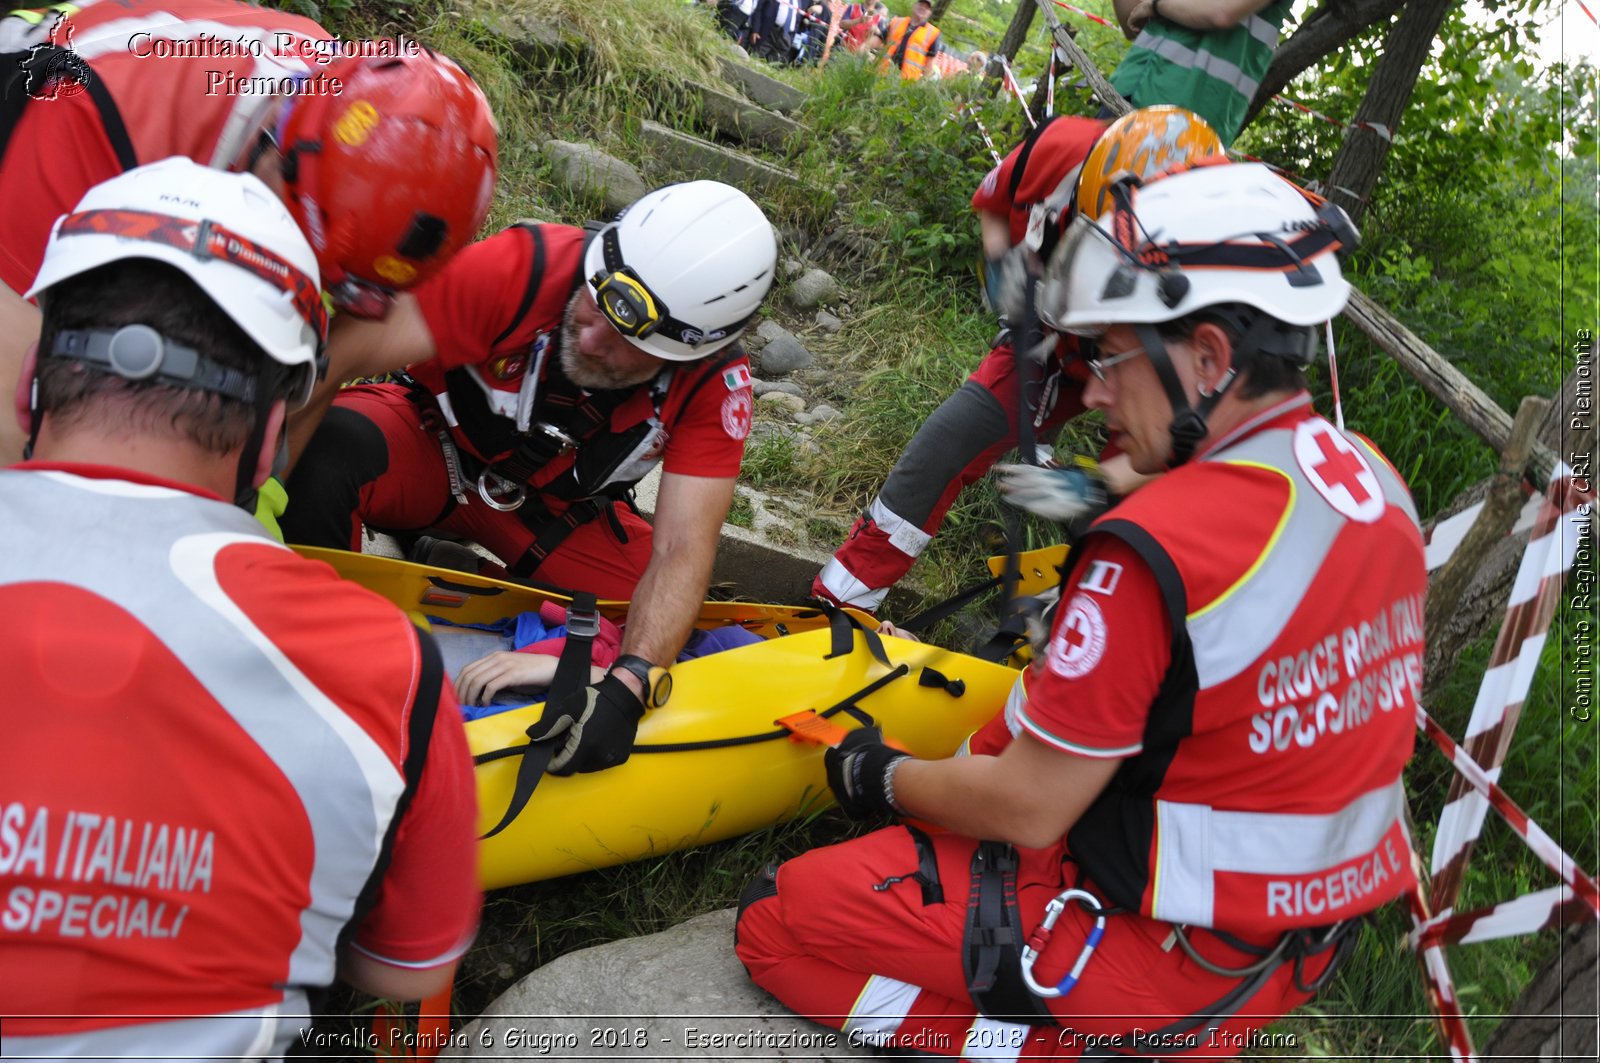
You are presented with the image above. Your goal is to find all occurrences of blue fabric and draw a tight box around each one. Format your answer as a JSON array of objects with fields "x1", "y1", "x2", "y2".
[{"x1": 429, "y1": 612, "x2": 566, "y2": 650}]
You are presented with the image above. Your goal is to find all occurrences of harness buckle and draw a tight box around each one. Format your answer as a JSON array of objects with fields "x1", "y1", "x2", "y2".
[
  {"x1": 563, "y1": 604, "x2": 602, "y2": 640},
  {"x1": 1019, "y1": 888, "x2": 1106, "y2": 999},
  {"x1": 476, "y1": 468, "x2": 526, "y2": 512}
]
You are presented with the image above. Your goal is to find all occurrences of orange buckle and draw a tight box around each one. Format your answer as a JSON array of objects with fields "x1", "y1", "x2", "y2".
[{"x1": 777, "y1": 710, "x2": 851, "y2": 747}]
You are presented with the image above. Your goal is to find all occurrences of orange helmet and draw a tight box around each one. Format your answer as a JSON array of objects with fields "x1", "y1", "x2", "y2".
[
  {"x1": 279, "y1": 45, "x2": 498, "y2": 317},
  {"x1": 1076, "y1": 106, "x2": 1224, "y2": 222}
]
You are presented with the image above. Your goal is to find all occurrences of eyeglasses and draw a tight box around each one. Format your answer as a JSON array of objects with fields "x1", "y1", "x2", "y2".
[{"x1": 1085, "y1": 345, "x2": 1145, "y2": 381}]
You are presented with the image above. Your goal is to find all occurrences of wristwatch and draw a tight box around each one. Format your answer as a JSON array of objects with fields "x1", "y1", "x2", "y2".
[{"x1": 610, "y1": 654, "x2": 673, "y2": 709}]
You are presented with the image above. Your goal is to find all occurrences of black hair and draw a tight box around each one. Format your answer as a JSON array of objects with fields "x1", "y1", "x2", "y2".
[
  {"x1": 35, "y1": 259, "x2": 291, "y2": 455},
  {"x1": 1154, "y1": 302, "x2": 1311, "y2": 400}
]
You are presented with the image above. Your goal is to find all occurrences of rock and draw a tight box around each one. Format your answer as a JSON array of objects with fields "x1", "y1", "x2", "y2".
[
  {"x1": 783, "y1": 257, "x2": 805, "y2": 278},
  {"x1": 787, "y1": 268, "x2": 839, "y2": 311},
  {"x1": 637, "y1": 121, "x2": 799, "y2": 197},
  {"x1": 753, "y1": 379, "x2": 804, "y2": 398},
  {"x1": 541, "y1": 142, "x2": 646, "y2": 215},
  {"x1": 756, "y1": 319, "x2": 790, "y2": 343},
  {"x1": 813, "y1": 310, "x2": 842, "y2": 334},
  {"x1": 758, "y1": 391, "x2": 807, "y2": 415},
  {"x1": 715, "y1": 56, "x2": 807, "y2": 115},
  {"x1": 808, "y1": 403, "x2": 842, "y2": 423},
  {"x1": 488, "y1": 10, "x2": 589, "y2": 70},
  {"x1": 756, "y1": 333, "x2": 815, "y2": 376},
  {"x1": 689, "y1": 81, "x2": 803, "y2": 152},
  {"x1": 454, "y1": 910, "x2": 871, "y2": 1059}
]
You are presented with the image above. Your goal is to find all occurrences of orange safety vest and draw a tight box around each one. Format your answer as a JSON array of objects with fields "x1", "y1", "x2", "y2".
[{"x1": 878, "y1": 16, "x2": 939, "y2": 80}]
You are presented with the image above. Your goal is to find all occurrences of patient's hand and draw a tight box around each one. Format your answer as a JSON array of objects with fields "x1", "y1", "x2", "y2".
[{"x1": 455, "y1": 652, "x2": 602, "y2": 705}]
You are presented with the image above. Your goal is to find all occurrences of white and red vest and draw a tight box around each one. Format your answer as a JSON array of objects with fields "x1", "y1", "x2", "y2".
[
  {"x1": 1065, "y1": 410, "x2": 1425, "y2": 931},
  {"x1": 0, "y1": 468, "x2": 441, "y2": 1058}
]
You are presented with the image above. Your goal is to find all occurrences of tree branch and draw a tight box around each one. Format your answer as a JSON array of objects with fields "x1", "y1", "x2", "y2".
[{"x1": 1242, "y1": 0, "x2": 1406, "y2": 128}]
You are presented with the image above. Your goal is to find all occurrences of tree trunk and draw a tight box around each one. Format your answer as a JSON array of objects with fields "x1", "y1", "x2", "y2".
[
  {"x1": 1480, "y1": 921, "x2": 1599, "y2": 1062},
  {"x1": 995, "y1": 0, "x2": 1037, "y2": 66},
  {"x1": 931, "y1": 0, "x2": 955, "y2": 25},
  {"x1": 1322, "y1": 0, "x2": 1453, "y2": 224},
  {"x1": 1242, "y1": 0, "x2": 1407, "y2": 129}
]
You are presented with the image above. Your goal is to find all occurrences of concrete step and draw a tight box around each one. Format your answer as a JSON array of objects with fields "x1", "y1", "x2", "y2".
[
  {"x1": 637, "y1": 120, "x2": 799, "y2": 197},
  {"x1": 716, "y1": 56, "x2": 807, "y2": 115},
  {"x1": 688, "y1": 81, "x2": 803, "y2": 153}
]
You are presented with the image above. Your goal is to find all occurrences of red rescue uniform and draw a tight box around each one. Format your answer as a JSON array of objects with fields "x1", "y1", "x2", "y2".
[
  {"x1": 815, "y1": 117, "x2": 1108, "y2": 611},
  {"x1": 281, "y1": 224, "x2": 754, "y2": 598},
  {"x1": 744, "y1": 396, "x2": 1426, "y2": 1057},
  {"x1": 0, "y1": 463, "x2": 479, "y2": 1059},
  {"x1": 0, "y1": 0, "x2": 330, "y2": 294}
]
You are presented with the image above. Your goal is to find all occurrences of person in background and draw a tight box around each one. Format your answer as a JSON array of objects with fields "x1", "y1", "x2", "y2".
[
  {"x1": 0, "y1": 159, "x2": 480, "y2": 1057},
  {"x1": 1110, "y1": 0, "x2": 1293, "y2": 145},
  {"x1": 738, "y1": 160, "x2": 1422, "y2": 1060},
  {"x1": 814, "y1": 107, "x2": 1222, "y2": 612},
  {"x1": 0, "y1": 0, "x2": 499, "y2": 467},
  {"x1": 878, "y1": 0, "x2": 941, "y2": 80},
  {"x1": 282, "y1": 181, "x2": 777, "y2": 777}
]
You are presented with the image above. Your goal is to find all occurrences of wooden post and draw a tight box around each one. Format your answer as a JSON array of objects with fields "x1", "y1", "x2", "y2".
[{"x1": 1342, "y1": 288, "x2": 1559, "y2": 485}]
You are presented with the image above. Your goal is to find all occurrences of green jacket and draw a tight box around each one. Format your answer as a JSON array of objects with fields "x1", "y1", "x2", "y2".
[{"x1": 1109, "y1": 0, "x2": 1292, "y2": 145}]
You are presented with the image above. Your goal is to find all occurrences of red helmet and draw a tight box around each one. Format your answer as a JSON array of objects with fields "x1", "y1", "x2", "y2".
[{"x1": 279, "y1": 45, "x2": 498, "y2": 316}]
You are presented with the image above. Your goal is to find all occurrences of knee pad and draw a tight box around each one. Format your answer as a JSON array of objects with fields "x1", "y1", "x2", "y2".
[{"x1": 735, "y1": 862, "x2": 780, "y2": 932}]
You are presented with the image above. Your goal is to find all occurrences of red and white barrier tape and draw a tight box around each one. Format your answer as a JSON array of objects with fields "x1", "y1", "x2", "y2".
[
  {"x1": 1429, "y1": 468, "x2": 1590, "y2": 912},
  {"x1": 997, "y1": 55, "x2": 1036, "y2": 128}
]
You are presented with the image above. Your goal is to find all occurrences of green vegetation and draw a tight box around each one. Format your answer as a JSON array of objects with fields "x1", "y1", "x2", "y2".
[{"x1": 285, "y1": 0, "x2": 1594, "y2": 1052}]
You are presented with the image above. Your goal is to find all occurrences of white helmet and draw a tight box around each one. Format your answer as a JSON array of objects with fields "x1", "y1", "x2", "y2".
[
  {"x1": 27, "y1": 156, "x2": 326, "y2": 406},
  {"x1": 582, "y1": 180, "x2": 777, "y2": 362},
  {"x1": 1043, "y1": 162, "x2": 1355, "y2": 339}
]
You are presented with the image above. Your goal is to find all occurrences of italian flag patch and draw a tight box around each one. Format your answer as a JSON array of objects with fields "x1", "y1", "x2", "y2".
[{"x1": 722, "y1": 365, "x2": 752, "y2": 391}]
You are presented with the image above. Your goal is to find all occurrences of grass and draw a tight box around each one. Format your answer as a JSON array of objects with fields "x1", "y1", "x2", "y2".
[{"x1": 284, "y1": 0, "x2": 1593, "y2": 1052}]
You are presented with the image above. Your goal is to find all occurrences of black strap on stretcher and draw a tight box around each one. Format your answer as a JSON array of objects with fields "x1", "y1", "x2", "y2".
[{"x1": 476, "y1": 591, "x2": 600, "y2": 839}]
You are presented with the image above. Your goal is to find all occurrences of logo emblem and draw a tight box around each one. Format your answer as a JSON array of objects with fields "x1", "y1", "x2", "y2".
[
  {"x1": 20, "y1": 12, "x2": 90, "y2": 101},
  {"x1": 1047, "y1": 593, "x2": 1107, "y2": 679},
  {"x1": 332, "y1": 100, "x2": 381, "y2": 146},
  {"x1": 720, "y1": 389, "x2": 752, "y2": 441},
  {"x1": 1295, "y1": 420, "x2": 1383, "y2": 523}
]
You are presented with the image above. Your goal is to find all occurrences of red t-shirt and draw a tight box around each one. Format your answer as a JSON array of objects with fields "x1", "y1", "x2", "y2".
[
  {"x1": 0, "y1": 0, "x2": 330, "y2": 294},
  {"x1": 971, "y1": 116, "x2": 1107, "y2": 248},
  {"x1": 968, "y1": 534, "x2": 1170, "y2": 759},
  {"x1": 411, "y1": 225, "x2": 752, "y2": 479},
  {"x1": 0, "y1": 465, "x2": 478, "y2": 1032}
]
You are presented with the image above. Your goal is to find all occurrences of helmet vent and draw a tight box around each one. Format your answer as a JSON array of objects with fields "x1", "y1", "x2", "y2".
[{"x1": 397, "y1": 213, "x2": 448, "y2": 260}]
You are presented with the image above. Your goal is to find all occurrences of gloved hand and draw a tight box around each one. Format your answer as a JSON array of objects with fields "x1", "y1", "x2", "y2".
[
  {"x1": 984, "y1": 245, "x2": 1035, "y2": 324},
  {"x1": 995, "y1": 462, "x2": 1108, "y2": 523},
  {"x1": 825, "y1": 726, "x2": 911, "y2": 820},
  {"x1": 525, "y1": 673, "x2": 644, "y2": 775}
]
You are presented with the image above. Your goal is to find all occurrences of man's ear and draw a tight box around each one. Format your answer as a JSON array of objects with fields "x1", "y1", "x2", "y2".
[
  {"x1": 14, "y1": 341, "x2": 38, "y2": 438},
  {"x1": 252, "y1": 400, "x2": 288, "y2": 488},
  {"x1": 1188, "y1": 320, "x2": 1235, "y2": 395}
]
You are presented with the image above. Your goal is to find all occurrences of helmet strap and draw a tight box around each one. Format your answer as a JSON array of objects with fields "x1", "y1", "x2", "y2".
[{"x1": 1135, "y1": 323, "x2": 1205, "y2": 468}]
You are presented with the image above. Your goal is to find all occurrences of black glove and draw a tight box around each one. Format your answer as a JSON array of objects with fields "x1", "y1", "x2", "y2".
[
  {"x1": 525, "y1": 673, "x2": 644, "y2": 775},
  {"x1": 825, "y1": 726, "x2": 911, "y2": 820}
]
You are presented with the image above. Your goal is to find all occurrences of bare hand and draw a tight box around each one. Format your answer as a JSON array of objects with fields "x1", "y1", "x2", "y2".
[{"x1": 454, "y1": 653, "x2": 603, "y2": 705}]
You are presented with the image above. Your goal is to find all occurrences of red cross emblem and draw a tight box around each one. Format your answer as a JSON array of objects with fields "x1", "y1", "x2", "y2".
[
  {"x1": 1048, "y1": 594, "x2": 1106, "y2": 679},
  {"x1": 1295, "y1": 421, "x2": 1383, "y2": 523}
]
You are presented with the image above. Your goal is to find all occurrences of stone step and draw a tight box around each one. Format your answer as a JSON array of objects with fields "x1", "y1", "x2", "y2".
[
  {"x1": 637, "y1": 121, "x2": 799, "y2": 197},
  {"x1": 454, "y1": 910, "x2": 871, "y2": 1061},
  {"x1": 688, "y1": 81, "x2": 803, "y2": 153},
  {"x1": 716, "y1": 56, "x2": 808, "y2": 115}
]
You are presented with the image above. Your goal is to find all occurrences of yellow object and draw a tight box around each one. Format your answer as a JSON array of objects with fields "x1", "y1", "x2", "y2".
[
  {"x1": 253, "y1": 476, "x2": 289, "y2": 542},
  {"x1": 986, "y1": 542, "x2": 1071, "y2": 599},
  {"x1": 297, "y1": 546, "x2": 1016, "y2": 889}
]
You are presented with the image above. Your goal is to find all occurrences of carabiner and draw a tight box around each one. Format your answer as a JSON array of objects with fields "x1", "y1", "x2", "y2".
[
  {"x1": 1019, "y1": 888, "x2": 1106, "y2": 999},
  {"x1": 476, "y1": 468, "x2": 526, "y2": 512}
]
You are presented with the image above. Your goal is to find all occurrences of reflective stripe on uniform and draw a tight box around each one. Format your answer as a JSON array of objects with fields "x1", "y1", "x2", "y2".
[{"x1": 1149, "y1": 780, "x2": 1408, "y2": 926}]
